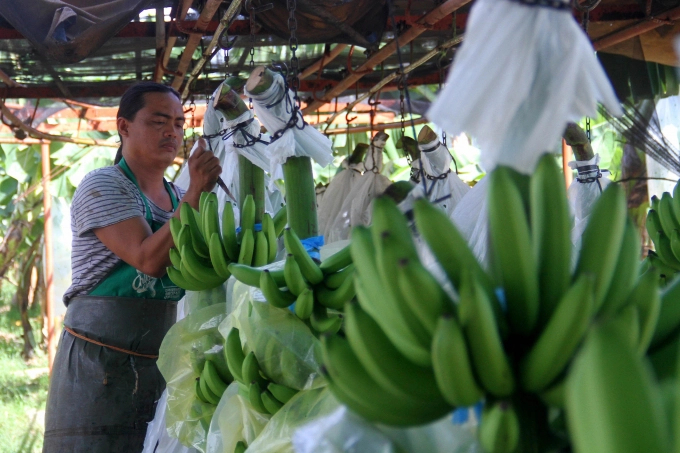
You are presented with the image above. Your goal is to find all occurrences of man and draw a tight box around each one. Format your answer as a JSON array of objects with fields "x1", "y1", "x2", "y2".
[{"x1": 43, "y1": 82, "x2": 220, "y2": 452}]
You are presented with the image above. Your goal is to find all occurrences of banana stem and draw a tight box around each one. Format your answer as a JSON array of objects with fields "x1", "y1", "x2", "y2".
[
  {"x1": 512, "y1": 392, "x2": 552, "y2": 453},
  {"x1": 282, "y1": 156, "x2": 318, "y2": 240},
  {"x1": 238, "y1": 155, "x2": 265, "y2": 224}
]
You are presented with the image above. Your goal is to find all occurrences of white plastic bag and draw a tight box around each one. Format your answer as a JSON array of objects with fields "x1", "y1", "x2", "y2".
[
  {"x1": 449, "y1": 177, "x2": 490, "y2": 265},
  {"x1": 245, "y1": 72, "x2": 334, "y2": 185},
  {"x1": 318, "y1": 159, "x2": 364, "y2": 243},
  {"x1": 412, "y1": 139, "x2": 470, "y2": 216},
  {"x1": 174, "y1": 85, "x2": 284, "y2": 224},
  {"x1": 567, "y1": 154, "x2": 612, "y2": 248},
  {"x1": 427, "y1": 0, "x2": 621, "y2": 174}
]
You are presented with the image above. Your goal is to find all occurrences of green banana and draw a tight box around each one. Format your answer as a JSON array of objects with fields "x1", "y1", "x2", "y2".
[
  {"x1": 195, "y1": 377, "x2": 210, "y2": 404},
  {"x1": 600, "y1": 218, "x2": 641, "y2": 316},
  {"x1": 375, "y1": 231, "x2": 432, "y2": 347},
  {"x1": 323, "y1": 263, "x2": 355, "y2": 289},
  {"x1": 272, "y1": 205, "x2": 288, "y2": 236},
  {"x1": 351, "y1": 226, "x2": 431, "y2": 367},
  {"x1": 479, "y1": 401, "x2": 520, "y2": 453},
  {"x1": 252, "y1": 230, "x2": 269, "y2": 267},
  {"x1": 234, "y1": 441, "x2": 247, "y2": 453},
  {"x1": 199, "y1": 373, "x2": 221, "y2": 405},
  {"x1": 261, "y1": 390, "x2": 284, "y2": 415},
  {"x1": 221, "y1": 202, "x2": 239, "y2": 261},
  {"x1": 344, "y1": 301, "x2": 444, "y2": 403},
  {"x1": 260, "y1": 270, "x2": 296, "y2": 308},
  {"x1": 283, "y1": 228, "x2": 323, "y2": 284},
  {"x1": 319, "y1": 244, "x2": 353, "y2": 275},
  {"x1": 240, "y1": 194, "x2": 255, "y2": 234},
  {"x1": 199, "y1": 191, "x2": 210, "y2": 215},
  {"x1": 611, "y1": 304, "x2": 642, "y2": 352},
  {"x1": 488, "y1": 166, "x2": 539, "y2": 336},
  {"x1": 176, "y1": 223, "x2": 191, "y2": 250},
  {"x1": 169, "y1": 217, "x2": 182, "y2": 246},
  {"x1": 263, "y1": 212, "x2": 278, "y2": 263},
  {"x1": 166, "y1": 265, "x2": 202, "y2": 291},
  {"x1": 315, "y1": 273, "x2": 355, "y2": 310},
  {"x1": 321, "y1": 334, "x2": 452, "y2": 426},
  {"x1": 647, "y1": 209, "x2": 663, "y2": 246},
  {"x1": 208, "y1": 233, "x2": 232, "y2": 279},
  {"x1": 180, "y1": 244, "x2": 225, "y2": 285},
  {"x1": 574, "y1": 184, "x2": 628, "y2": 311},
  {"x1": 227, "y1": 263, "x2": 286, "y2": 288},
  {"x1": 310, "y1": 303, "x2": 343, "y2": 334},
  {"x1": 169, "y1": 247, "x2": 182, "y2": 269},
  {"x1": 397, "y1": 258, "x2": 449, "y2": 335},
  {"x1": 267, "y1": 382, "x2": 298, "y2": 404},
  {"x1": 530, "y1": 154, "x2": 573, "y2": 325},
  {"x1": 202, "y1": 359, "x2": 228, "y2": 398},
  {"x1": 539, "y1": 378, "x2": 566, "y2": 408},
  {"x1": 294, "y1": 288, "x2": 314, "y2": 320},
  {"x1": 651, "y1": 194, "x2": 661, "y2": 211},
  {"x1": 627, "y1": 269, "x2": 661, "y2": 355},
  {"x1": 520, "y1": 274, "x2": 594, "y2": 393},
  {"x1": 180, "y1": 202, "x2": 209, "y2": 258},
  {"x1": 658, "y1": 191, "x2": 680, "y2": 236},
  {"x1": 656, "y1": 231, "x2": 680, "y2": 270},
  {"x1": 673, "y1": 184, "x2": 680, "y2": 221},
  {"x1": 237, "y1": 229, "x2": 255, "y2": 265},
  {"x1": 284, "y1": 253, "x2": 308, "y2": 296},
  {"x1": 459, "y1": 271, "x2": 515, "y2": 397},
  {"x1": 651, "y1": 275, "x2": 680, "y2": 349},
  {"x1": 371, "y1": 196, "x2": 419, "y2": 261},
  {"x1": 225, "y1": 328, "x2": 245, "y2": 383},
  {"x1": 431, "y1": 313, "x2": 484, "y2": 407},
  {"x1": 565, "y1": 321, "x2": 670, "y2": 453},
  {"x1": 248, "y1": 382, "x2": 269, "y2": 414},
  {"x1": 242, "y1": 351, "x2": 268, "y2": 388},
  {"x1": 202, "y1": 198, "x2": 221, "y2": 245}
]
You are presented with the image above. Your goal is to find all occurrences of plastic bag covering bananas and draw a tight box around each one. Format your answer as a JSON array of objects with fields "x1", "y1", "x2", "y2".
[
  {"x1": 224, "y1": 326, "x2": 299, "y2": 416},
  {"x1": 167, "y1": 193, "x2": 281, "y2": 290},
  {"x1": 645, "y1": 181, "x2": 680, "y2": 281},
  {"x1": 228, "y1": 226, "x2": 355, "y2": 335},
  {"x1": 336, "y1": 154, "x2": 660, "y2": 449}
]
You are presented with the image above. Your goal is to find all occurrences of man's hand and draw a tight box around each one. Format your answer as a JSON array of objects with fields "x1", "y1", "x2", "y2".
[{"x1": 185, "y1": 138, "x2": 221, "y2": 206}]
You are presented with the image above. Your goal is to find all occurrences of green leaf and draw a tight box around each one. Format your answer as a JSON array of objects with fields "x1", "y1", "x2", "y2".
[{"x1": 0, "y1": 177, "x2": 18, "y2": 205}]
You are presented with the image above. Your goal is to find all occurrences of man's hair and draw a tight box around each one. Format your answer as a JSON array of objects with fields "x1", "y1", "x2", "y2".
[{"x1": 114, "y1": 82, "x2": 181, "y2": 164}]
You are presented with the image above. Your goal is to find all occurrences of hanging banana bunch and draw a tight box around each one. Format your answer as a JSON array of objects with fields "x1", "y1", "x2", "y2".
[
  {"x1": 644, "y1": 184, "x2": 680, "y2": 282},
  {"x1": 322, "y1": 154, "x2": 663, "y2": 452},
  {"x1": 167, "y1": 192, "x2": 287, "y2": 291},
  {"x1": 228, "y1": 227, "x2": 355, "y2": 335}
]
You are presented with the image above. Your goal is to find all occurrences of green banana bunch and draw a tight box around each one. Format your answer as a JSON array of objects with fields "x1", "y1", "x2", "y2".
[
  {"x1": 223, "y1": 326, "x2": 298, "y2": 415},
  {"x1": 478, "y1": 401, "x2": 520, "y2": 453},
  {"x1": 167, "y1": 193, "x2": 285, "y2": 291},
  {"x1": 645, "y1": 182, "x2": 680, "y2": 277},
  {"x1": 229, "y1": 227, "x2": 356, "y2": 334}
]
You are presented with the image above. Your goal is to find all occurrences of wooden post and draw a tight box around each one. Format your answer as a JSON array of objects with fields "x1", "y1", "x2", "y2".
[
  {"x1": 41, "y1": 141, "x2": 56, "y2": 372},
  {"x1": 562, "y1": 139, "x2": 573, "y2": 190}
]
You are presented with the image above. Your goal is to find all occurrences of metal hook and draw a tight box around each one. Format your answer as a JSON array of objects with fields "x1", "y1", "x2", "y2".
[
  {"x1": 217, "y1": 28, "x2": 237, "y2": 51},
  {"x1": 246, "y1": 0, "x2": 275, "y2": 14}
]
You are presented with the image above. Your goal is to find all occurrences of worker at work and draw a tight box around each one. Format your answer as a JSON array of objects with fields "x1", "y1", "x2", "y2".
[{"x1": 42, "y1": 82, "x2": 221, "y2": 452}]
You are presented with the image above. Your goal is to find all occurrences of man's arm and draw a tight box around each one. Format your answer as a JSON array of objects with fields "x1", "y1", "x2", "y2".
[{"x1": 94, "y1": 139, "x2": 221, "y2": 277}]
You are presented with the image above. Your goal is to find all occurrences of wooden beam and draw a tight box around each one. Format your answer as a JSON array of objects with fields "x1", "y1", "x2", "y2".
[
  {"x1": 322, "y1": 116, "x2": 428, "y2": 134},
  {"x1": 41, "y1": 141, "x2": 56, "y2": 373},
  {"x1": 302, "y1": 0, "x2": 472, "y2": 114},
  {"x1": 592, "y1": 6, "x2": 680, "y2": 50},
  {"x1": 299, "y1": 44, "x2": 348, "y2": 80}
]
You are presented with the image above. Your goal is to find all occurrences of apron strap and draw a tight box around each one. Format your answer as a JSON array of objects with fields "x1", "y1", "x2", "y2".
[
  {"x1": 117, "y1": 157, "x2": 179, "y2": 224},
  {"x1": 63, "y1": 326, "x2": 159, "y2": 359}
]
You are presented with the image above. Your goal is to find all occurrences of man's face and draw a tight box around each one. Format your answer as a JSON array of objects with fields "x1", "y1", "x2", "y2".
[{"x1": 118, "y1": 92, "x2": 185, "y2": 167}]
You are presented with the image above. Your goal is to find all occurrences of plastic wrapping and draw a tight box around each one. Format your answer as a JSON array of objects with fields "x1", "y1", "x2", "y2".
[
  {"x1": 247, "y1": 387, "x2": 339, "y2": 453},
  {"x1": 219, "y1": 275, "x2": 326, "y2": 391},
  {"x1": 293, "y1": 406, "x2": 481, "y2": 453},
  {"x1": 143, "y1": 391, "x2": 201, "y2": 453},
  {"x1": 245, "y1": 73, "x2": 334, "y2": 184},
  {"x1": 318, "y1": 159, "x2": 364, "y2": 244},
  {"x1": 174, "y1": 85, "x2": 284, "y2": 224},
  {"x1": 427, "y1": 0, "x2": 622, "y2": 174},
  {"x1": 449, "y1": 177, "x2": 490, "y2": 265},
  {"x1": 323, "y1": 144, "x2": 391, "y2": 243},
  {"x1": 157, "y1": 302, "x2": 232, "y2": 453},
  {"x1": 205, "y1": 381, "x2": 271, "y2": 453},
  {"x1": 567, "y1": 154, "x2": 612, "y2": 248},
  {"x1": 412, "y1": 139, "x2": 471, "y2": 216}
]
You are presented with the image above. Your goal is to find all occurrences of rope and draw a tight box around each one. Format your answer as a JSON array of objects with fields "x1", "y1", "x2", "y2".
[{"x1": 64, "y1": 326, "x2": 159, "y2": 359}]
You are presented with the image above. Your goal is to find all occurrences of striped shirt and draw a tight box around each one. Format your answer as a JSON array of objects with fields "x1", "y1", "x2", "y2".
[{"x1": 63, "y1": 166, "x2": 184, "y2": 304}]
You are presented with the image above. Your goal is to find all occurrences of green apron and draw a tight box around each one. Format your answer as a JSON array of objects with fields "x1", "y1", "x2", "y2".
[
  {"x1": 43, "y1": 159, "x2": 184, "y2": 453},
  {"x1": 88, "y1": 157, "x2": 184, "y2": 301}
]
